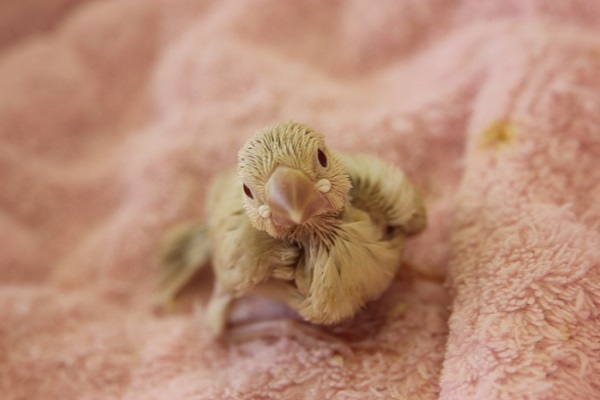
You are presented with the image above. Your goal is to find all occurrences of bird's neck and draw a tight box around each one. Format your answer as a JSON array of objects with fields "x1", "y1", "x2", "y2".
[{"x1": 288, "y1": 208, "x2": 347, "y2": 248}]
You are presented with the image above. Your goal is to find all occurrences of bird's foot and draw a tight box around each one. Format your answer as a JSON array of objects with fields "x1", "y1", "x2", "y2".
[{"x1": 223, "y1": 319, "x2": 354, "y2": 359}]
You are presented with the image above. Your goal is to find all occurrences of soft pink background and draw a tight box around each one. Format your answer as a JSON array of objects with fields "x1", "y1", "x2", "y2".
[{"x1": 1, "y1": 1, "x2": 599, "y2": 399}]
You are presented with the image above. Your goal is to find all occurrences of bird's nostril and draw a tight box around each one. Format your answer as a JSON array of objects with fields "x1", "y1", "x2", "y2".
[
  {"x1": 258, "y1": 205, "x2": 271, "y2": 218},
  {"x1": 315, "y1": 179, "x2": 331, "y2": 193}
]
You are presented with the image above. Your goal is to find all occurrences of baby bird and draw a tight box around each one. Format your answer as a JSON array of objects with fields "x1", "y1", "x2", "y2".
[{"x1": 158, "y1": 122, "x2": 426, "y2": 336}]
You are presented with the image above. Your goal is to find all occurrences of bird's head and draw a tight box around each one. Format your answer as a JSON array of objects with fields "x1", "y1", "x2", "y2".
[{"x1": 238, "y1": 122, "x2": 351, "y2": 239}]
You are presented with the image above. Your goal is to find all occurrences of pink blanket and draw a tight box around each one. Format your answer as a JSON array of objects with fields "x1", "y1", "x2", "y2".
[{"x1": 2, "y1": 1, "x2": 600, "y2": 399}]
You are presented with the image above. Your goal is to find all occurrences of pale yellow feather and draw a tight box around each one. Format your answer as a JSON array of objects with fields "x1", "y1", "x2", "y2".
[{"x1": 158, "y1": 121, "x2": 427, "y2": 335}]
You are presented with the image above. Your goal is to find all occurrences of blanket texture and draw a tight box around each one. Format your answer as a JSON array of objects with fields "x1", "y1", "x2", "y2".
[{"x1": 1, "y1": 1, "x2": 600, "y2": 399}]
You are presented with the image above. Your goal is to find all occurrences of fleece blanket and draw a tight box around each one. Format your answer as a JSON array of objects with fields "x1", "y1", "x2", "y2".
[{"x1": 2, "y1": 1, "x2": 600, "y2": 399}]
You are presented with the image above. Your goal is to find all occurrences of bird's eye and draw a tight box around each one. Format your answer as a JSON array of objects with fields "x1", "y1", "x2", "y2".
[
  {"x1": 317, "y1": 149, "x2": 328, "y2": 168},
  {"x1": 243, "y1": 183, "x2": 254, "y2": 199}
]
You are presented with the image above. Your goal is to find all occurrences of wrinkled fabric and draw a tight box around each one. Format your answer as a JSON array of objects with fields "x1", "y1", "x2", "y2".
[{"x1": 1, "y1": 1, "x2": 600, "y2": 399}]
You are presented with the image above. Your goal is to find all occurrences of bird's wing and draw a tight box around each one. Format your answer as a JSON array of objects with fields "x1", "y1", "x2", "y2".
[
  {"x1": 157, "y1": 169, "x2": 299, "y2": 331},
  {"x1": 207, "y1": 170, "x2": 300, "y2": 296},
  {"x1": 297, "y1": 206, "x2": 405, "y2": 324},
  {"x1": 341, "y1": 153, "x2": 427, "y2": 236},
  {"x1": 157, "y1": 221, "x2": 211, "y2": 306},
  {"x1": 204, "y1": 170, "x2": 300, "y2": 335},
  {"x1": 292, "y1": 154, "x2": 427, "y2": 324}
]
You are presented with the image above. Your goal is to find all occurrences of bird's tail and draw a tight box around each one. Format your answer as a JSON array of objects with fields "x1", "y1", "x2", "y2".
[{"x1": 156, "y1": 222, "x2": 211, "y2": 308}]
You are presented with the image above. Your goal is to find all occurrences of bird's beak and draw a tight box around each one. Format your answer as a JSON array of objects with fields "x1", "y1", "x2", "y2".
[{"x1": 265, "y1": 166, "x2": 327, "y2": 225}]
